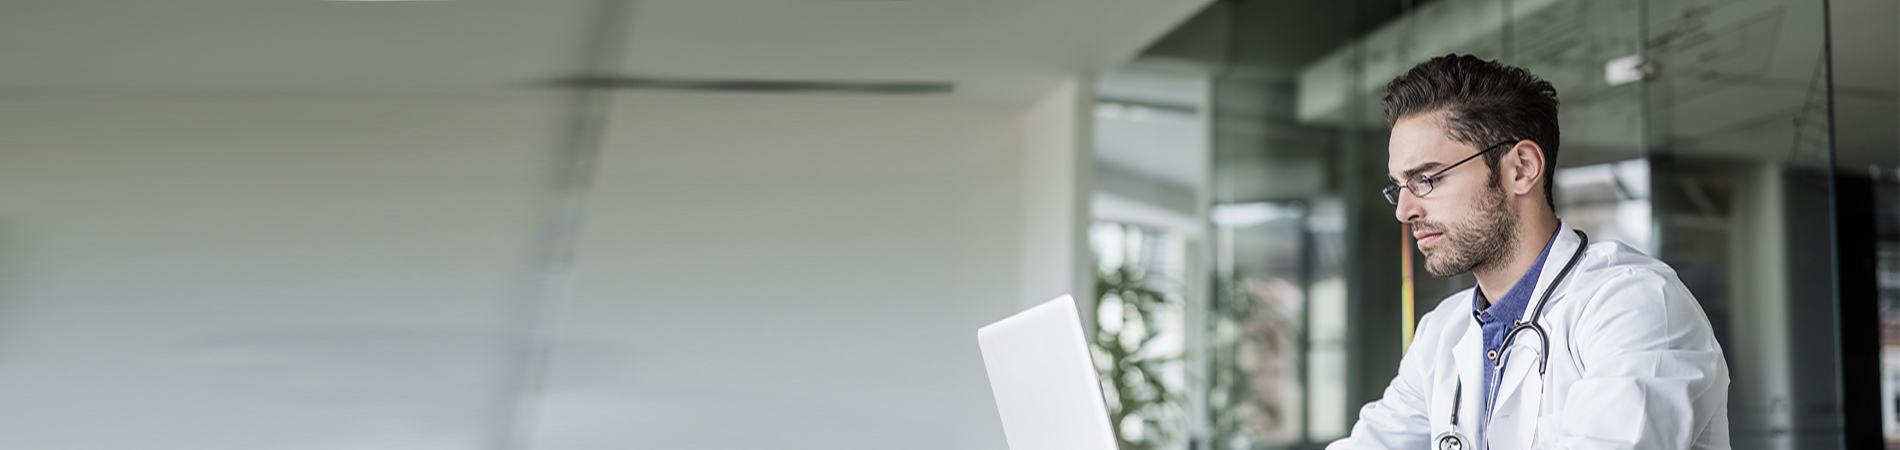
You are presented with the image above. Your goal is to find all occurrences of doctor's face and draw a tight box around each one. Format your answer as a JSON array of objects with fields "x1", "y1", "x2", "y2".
[{"x1": 1387, "y1": 115, "x2": 1517, "y2": 278}]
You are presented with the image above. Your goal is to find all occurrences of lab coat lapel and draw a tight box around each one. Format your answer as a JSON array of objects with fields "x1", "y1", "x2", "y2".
[
  {"x1": 1486, "y1": 335, "x2": 1546, "y2": 449},
  {"x1": 1486, "y1": 222, "x2": 1575, "y2": 448},
  {"x1": 1450, "y1": 307, "x2": 1484, "y2": 442}
]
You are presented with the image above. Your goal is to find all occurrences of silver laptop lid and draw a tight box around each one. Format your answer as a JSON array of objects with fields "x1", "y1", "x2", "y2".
[{"x1": 977, "y1": 295, "x2": 1118, "y2": 450}]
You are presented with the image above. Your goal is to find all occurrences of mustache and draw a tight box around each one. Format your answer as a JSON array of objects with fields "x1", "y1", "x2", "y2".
[{"x1": 1409, "y1": 221, "x2": 1446, "y2": 234}]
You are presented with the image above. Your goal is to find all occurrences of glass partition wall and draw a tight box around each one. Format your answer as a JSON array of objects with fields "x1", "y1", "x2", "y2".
[{"x1": 1192, "y1": 0, "x2": 1849, "y2": 449}]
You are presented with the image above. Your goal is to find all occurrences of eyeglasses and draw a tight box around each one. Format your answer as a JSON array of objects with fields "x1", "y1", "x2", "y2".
[{"x1": 1382, "y1": 141, "x2": 1518, "y2": 205}]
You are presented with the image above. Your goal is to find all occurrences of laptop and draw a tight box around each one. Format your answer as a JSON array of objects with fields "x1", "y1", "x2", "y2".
[{"x1": 977, "y1": 295, "x2": 1119, "y2": 450}]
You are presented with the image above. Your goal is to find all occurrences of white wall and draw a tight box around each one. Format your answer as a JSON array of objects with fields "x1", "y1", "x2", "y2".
[
  {"x1": 531, "y1": 92, "x2": 1048, "y2": 450},
  {"x1": 0, "y1": 83, "x2": 1094, "y2": 450},
  {"x1": 0, "y1": 93, "x2": 560, "y2": 449}
]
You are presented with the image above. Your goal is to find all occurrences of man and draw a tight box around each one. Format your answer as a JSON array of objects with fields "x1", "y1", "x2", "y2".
[{"x1": 1327, "y1": 55, "x2": 1730, "y2": 449}]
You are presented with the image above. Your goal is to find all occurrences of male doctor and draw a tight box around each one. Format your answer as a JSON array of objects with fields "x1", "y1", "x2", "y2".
[{"x1": 1328, "y1": 55, "x2": 1730, "y2": 449}]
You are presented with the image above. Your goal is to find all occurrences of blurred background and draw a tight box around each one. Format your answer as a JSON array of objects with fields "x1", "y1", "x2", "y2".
[{"x1": 0, "y1": 0, "x2": 1893, "y2": 449}]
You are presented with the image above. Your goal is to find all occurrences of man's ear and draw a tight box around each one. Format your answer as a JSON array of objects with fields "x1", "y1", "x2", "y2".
[{"x1": 1509, "y1": 140, "x2": 1544, "y2": 196}]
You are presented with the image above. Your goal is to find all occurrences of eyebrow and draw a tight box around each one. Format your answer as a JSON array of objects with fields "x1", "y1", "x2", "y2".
[{"x1": 1393, "y1": 162, "x2": 1445, "y2": 183}]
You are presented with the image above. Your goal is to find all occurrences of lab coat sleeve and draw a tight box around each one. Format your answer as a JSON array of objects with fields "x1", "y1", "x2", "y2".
[
  {"x1": 1325, "y1": 310, "x2": 1439, "y2": 450},
  {"x1": 1538, "y1": 269, "x2": 1729, "y2": 450}
]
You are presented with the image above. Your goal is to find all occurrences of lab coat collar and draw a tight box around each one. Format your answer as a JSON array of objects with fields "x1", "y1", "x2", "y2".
[{"x1": 1520, "y1": 221, "x2": 1583, "y2": 322}]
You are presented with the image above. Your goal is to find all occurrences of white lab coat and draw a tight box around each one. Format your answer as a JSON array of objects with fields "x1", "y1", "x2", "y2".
[{"x1": 1328, "y1": 222, "x2": 1730, "y2": 450}]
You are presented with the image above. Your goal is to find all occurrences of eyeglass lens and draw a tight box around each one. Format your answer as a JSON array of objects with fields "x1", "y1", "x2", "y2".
[{"x1": 1383, "y1": 177, "x2": 1434, "y2": 205}]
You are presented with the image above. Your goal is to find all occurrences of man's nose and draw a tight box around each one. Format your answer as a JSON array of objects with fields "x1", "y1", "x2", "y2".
[{"x1": 1394, "y1": 191, "x2": 1423, "y2": 223}]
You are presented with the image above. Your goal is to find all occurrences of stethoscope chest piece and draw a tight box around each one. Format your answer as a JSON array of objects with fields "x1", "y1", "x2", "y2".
[{"x1": 1434, "y1": 430, "x2": 1471, "y2": 450}]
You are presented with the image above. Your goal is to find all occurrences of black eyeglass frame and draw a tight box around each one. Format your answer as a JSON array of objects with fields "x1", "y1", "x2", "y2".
[{"x1": 1382, "y1": 140, "x2": 1521, "y2": 205}]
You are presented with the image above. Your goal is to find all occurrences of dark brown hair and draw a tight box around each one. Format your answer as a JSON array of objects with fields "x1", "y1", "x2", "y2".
[{"x1": 1384, "y1": 54, "x2": 1560, "y2": 209}]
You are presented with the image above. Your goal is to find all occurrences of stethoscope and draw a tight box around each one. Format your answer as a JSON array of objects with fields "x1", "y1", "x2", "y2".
[{"x1": 1433, "y1": 229, "x2": 1589, "y2": 450}]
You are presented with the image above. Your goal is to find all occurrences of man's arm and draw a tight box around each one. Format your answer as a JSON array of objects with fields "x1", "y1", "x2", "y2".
[
  {"x1": 1326, "y1": 310, "x2": 1441, "y2": 450},
  {"x1": 1539, "y1": 270, "x2": 1729, "y2": 449}
]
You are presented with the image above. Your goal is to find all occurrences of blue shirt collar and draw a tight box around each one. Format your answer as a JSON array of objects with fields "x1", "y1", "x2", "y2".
[{"x1": 1472, "y1": 228, "x2": 1561, "y2": 323}]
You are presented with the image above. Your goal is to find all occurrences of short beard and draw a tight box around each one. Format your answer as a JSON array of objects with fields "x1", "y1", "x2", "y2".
[{"x1": 1418, "y1": 176, "x2": 1518, "y2": 278}]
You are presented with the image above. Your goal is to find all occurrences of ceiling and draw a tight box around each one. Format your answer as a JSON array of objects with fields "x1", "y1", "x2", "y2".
[
  {"x1": 1094, "y1": 62, "x2": 1207, "y2": 191},
  {"x1": 0, "y1": 0, "x2": 1213, "y2": 105}
]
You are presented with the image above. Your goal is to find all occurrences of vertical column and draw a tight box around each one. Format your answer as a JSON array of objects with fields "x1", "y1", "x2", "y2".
[
  {"x1": 1728, "y1": 163, "x2": 1794, "y2": 450},
  {"x1": 484, "y1": 1, "x2": 633, "y2": 449},
  {"x1": 1019, "y1": 78, "x2": 1098, "y2": 312}
]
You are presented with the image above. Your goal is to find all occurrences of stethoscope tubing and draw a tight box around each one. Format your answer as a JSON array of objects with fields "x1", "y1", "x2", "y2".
[{"x1": 1442, "y1": 229, "x2": 1590, "y2": 450}]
